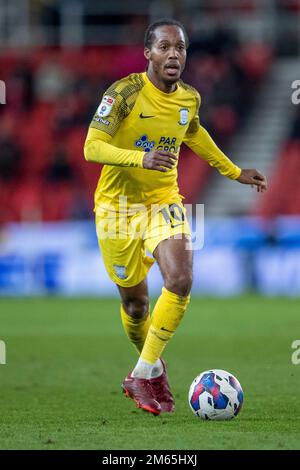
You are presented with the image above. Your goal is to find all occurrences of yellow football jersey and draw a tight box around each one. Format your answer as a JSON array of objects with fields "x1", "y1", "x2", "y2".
[{"x1": 84, "y1": 71, "x2": 241, "y2": 210}]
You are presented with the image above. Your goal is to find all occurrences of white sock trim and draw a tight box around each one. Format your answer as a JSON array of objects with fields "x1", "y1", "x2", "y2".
[
  {"x1": 151, "y1": 359, "x2": 163, "y2": 378},
  {"x1": 132, "y1": 358, "x2": 154, "y2": 379}
]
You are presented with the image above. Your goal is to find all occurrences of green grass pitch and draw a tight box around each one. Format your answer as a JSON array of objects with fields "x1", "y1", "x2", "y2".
[{"x1": 0, "y1": 295, "x2": 300, "y2": 450}]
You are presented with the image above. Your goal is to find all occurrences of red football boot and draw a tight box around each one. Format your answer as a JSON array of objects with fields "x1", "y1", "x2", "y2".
[
  {"x1": 122, "y1": 373, "x2": 161, "y2": 415},
  {"x1": 149, "y1": 359, "x2": 175, "y2": 413}
]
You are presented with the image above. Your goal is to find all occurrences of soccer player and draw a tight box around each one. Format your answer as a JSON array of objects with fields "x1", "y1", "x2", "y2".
[{"x1": 84, "y1": 19, "x2": 267, "y2": 415}]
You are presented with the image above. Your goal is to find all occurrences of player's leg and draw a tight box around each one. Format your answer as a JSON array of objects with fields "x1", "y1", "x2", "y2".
[
  {"x1": 130, "y1": 234, "x2": 192, "y2": 412},
  {"x1": 119, "y1": 279, "x2": 165, "y2": 415},
  {"x1": 132, "y1": 235, "x2": 192, "y2": 378},
  {"x1": 117, "y1": 279, "x2": 151, "y2": 355},
  {"x1": 95, "y1": 207, "x2": 153, "y2": 354},
  {"x1": 117, "y1": 279, "x2": 164, "y2": 376},
  {"x1": 125, "y1": 202, "x2": 192, "y2": 412},
  {"x1": 96, "y1": 208, "x2": 162, "y2": 414},
  {"x1": 153, "y1": 235, "x2": 193, "y2": 296}
]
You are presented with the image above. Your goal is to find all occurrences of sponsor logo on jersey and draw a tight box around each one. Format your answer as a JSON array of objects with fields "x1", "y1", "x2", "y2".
[
  {"x1": 139, "y1": 112, "x2": 155, "y2": 119},
  {"x1": 135, "y1": 134, "x2": 155, "y2": 152},
  {"x1": 178, "y1": 108, "x2": 189, "y2": 125},
  {"x1": 97, "y1": 95, "x2": 115, "y2": 117},
  {"x1": 113, "y1": 265, "x2": 127, "y2": 280},
  {"x1": 157, "y1": 136, "x2": 178, "y2": 153}
]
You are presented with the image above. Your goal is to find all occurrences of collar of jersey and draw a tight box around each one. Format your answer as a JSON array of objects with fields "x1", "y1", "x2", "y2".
[{"x1": 143, "y1": 72, "x2": 180, "y2": 98}]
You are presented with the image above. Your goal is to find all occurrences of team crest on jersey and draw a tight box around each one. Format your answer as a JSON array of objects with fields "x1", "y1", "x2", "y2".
[
  {"x1": 178, "y1": 108, "x2": 189, "y2": 125},
  {"x1": 97, "y1": 95, "x2": 115, "y2": 118},
  {"x1": 135, "y1": 134, "x2": 155, "y2": 152},
  {"x1": 113, "y1": 265, "x2": 127, "y2": 280}
]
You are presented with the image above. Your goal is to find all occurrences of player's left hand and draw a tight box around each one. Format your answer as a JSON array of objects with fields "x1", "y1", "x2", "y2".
[{"x1": 236, "y1": 169, "x2": 267, "y2": 193}]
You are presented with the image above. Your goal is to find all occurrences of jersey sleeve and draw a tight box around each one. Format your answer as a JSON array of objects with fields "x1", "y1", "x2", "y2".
[
  {"x1": 186, "y1": 90, "x2": 201, "y2": 135},
  {"x1": 183, "y1": 90, "x2": 241, "y2": 180},
  {"x1": 89, "y1": 81, "x2": 129, "y2": 137},
  {"x1": 84, "y1": 127, "x2": 144, "y2": 168},
  {"x1": 84, "y1": 75, "x2": 146, "y2": 168}
]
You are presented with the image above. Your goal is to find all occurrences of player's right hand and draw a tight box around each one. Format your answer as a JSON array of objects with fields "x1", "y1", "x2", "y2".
[{"x1": 142, "y1": 149, "x2": 178, "y2": 172}]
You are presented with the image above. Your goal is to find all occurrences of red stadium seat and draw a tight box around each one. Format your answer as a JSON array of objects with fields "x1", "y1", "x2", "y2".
[
  {"x1": 0, "y1": 44, "x2": 272, "y2": 222},
  {"x1": 178, "y1": 147, "x2": 211, "y2": 204},
  {"x1": 41, "y1": 183, "x2": 74, "y2": 221},
  {"x1": 237, "y1": 44, "x2": 273, "y2": 81},
  {"x1": 10, "y1": 180, "x2": 43, "y2": 222},
  {"x1": 255, "y1": 141, "x2": 300, "y2": 217}
]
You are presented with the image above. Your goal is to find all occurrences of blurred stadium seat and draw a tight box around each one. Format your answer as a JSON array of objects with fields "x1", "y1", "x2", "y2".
[
  {"x1": 0, "y1": 40, "x2": 272, "y2": 221},
  {"x1": 256, "y1": 140, "x2": 300, "y2": 217}
]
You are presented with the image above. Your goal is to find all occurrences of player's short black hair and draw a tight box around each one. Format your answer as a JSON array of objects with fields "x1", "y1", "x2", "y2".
[{"x1": 144, "y1": 18, "x2": 189, "y2": 49}]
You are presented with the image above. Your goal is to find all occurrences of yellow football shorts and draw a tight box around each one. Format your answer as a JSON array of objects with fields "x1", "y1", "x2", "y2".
[{"x1": 95, "y1": 201, "x2": 191, "y2": 287}]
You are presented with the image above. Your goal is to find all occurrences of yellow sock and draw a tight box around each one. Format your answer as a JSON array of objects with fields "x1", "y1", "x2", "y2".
[
  {"x1": 120, "y1": 304, "x2": 151, "y2": 354},
  {"x1": 140, "y1": 287, "x2": 190, "y2": 364}
]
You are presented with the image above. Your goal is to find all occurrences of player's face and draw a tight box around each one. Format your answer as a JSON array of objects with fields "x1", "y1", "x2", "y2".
[{"x1": 144, "y1": 25, "x2": 187, "y2": 86}]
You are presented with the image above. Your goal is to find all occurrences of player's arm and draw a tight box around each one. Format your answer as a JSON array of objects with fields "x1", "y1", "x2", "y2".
[
  {"x1": 85, "y1": 128, "x2": 177, "y2": 171},
  {"x1": 84, "y1": 88, "x2": 145, "y2": 168},
  {"x1": 84, "y1": 127, "x2": 144, "y2": 168},
  {"x1": 183, "y1": 92, "x2": 267, "y2": 192},
  {"x1": 84, "y1": 86, "x2": 177, "y2": 171}
]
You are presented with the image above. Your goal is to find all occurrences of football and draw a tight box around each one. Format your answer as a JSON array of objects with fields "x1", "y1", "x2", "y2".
[{"x1": 188, "y1": 369, "x2": 244, "y2": 420}]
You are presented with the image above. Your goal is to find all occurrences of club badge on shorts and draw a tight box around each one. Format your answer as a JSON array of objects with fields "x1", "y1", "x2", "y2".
[
  {"x1": 113, "y1": 264, "x2": 127, "y2": 280},
  {"x1": 97, "y1": 95, "x2": 115, "y2": 118},
  {"x1": 178, "y1": 108, "x2": 189, "y2": 125}
]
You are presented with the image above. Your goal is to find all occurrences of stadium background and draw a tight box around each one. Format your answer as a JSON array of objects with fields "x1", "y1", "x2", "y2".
[
  {"x1": 1, "y1": 0, "x2": 300, "y2": 451},
  {"x1": 1, "y1": 0, "x2": 300, "y2": 296}
]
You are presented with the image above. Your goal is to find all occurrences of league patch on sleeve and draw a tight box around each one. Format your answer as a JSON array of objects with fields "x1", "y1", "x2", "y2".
[
  {"x1": 97, "y1": 95, "x2": 115, "y2": 118},
  {"x1": 93, "y1": 117, "x2": 110, "y2": 126}
]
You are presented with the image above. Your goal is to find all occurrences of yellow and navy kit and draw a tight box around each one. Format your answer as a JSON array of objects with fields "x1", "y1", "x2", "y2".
[{"x1": 84, "y1": 71, "x2": 241, "y2": 209}]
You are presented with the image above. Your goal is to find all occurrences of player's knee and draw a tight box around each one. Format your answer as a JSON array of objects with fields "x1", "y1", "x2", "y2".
[
  {"x1": 123, "y1": 296, "x2": 149, "y2": 319},
  {"x1": 165, "y1": 271, "x2": 193, "y2": 297}
]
